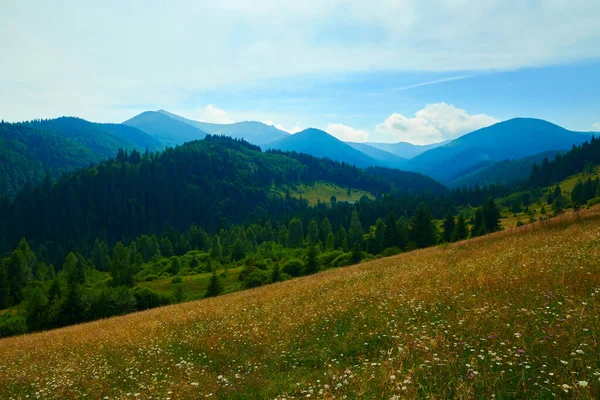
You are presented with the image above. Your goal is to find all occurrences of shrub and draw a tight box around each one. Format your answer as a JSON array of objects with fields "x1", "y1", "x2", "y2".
[
  {"x1": 243, "y1": 269, "x2": 270, "y2": 289},
  {"x1": 0, "y1": 315, "x2": 28, "y2": 338},
  {"x1": 171, "y1": 276, "x2": 183, "y2": 284},
  {"x1": 317, "y1": 250, "x2": 344, "y2": 269},
  {"x1": 330, "y1": 253, "x2": 353, "y2": 268},
  {"x1": 379, "y1": 247, "x2": 403, "y2": 258},
  {"x1": 282, "y1": 259, "x2": 304, "y2": 277},
  {"x1": 133, "y1": 287, "x2": 172, "y2": 310}
]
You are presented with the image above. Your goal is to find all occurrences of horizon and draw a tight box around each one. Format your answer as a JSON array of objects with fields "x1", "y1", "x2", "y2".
[{"x1": 1, "y1": 1, "x2": 600, "y2": 144}]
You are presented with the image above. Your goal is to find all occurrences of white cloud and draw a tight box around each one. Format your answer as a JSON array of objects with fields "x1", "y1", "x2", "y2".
[
  {"x1": 592, "y1": 123, "x2": 600, "y2": 132},
  {"x1": 262, "y1": 120, "x2": 302, "y2": 134},
  {"x1": 193, "y1": 104, "x2": 234, "y2": 124},
  {"x1": 325, "y1": 123, "x2": 369, "y2": 142},
  {"x1": 1, "y1": 0, "x2": 599, "y2": 121},
  {"x1": 374, "y1": 103, "x2": 498, "y2": 145}
]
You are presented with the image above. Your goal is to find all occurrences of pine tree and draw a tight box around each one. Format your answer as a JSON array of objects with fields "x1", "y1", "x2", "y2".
[
  {"x1": 371, "y1": 218, "x2": 386, "y2": 254},
  {"x1": 409, "y1": 204, "x2": 438, "y2": 248},
  {"x1": 336, "y1": 227, "x2": 348, "y2": 251},
  {"x1": 472, "y1": 208, "x2": 487, "y2": 237},
  {"x1": 209, "y1": 236, "x2": 223, "y2": 261},
  {"x1": 482, "y1": 197, "x2": 501, "y2": 233},
  {"x1": 111, "y1": 242, "x2": 134, "y2": 287},
  {"x1": 26, "y1": 285, "x2": 48, "y2": 330},
  {"x1": 396, "y1": 217, "x2": 410, "y2": 250},
  {"x1": 452, "y1": 214, "x2": 469, "y2": 242},
  {"x1": 288, "y1": 218, "x2": 304, "y2": 248},
  {"x1": 320, "y1": 218, "x2": 332, "y2": 244},
  {"x1": 326, "y1": 233, "x2": 336, "y2": 252},
  {"x1": 160, "y1": 237, "x2": 174, "y2": 258},
  {"x1": 270, "y1": 264, "x2": 282, "y2": 283},
  {"x1": 91, "y1": 239, "x2": 111, "y2": 271},
  {"x1": 204, "y1": 271, "x2": 223, "y2": 298},
  {"x1": 442, "y1": 212, "x2": 456, "y2": 243},
  {"x1": 351, "y1": 242, "x2": 362, "y2": 264},
  {"x1": 304, "y1": 244, "x2": 318, "y2": 275},
  {"x1": 307, "y1": 220, "x2": 319, "y2": 245},
  {"x1": 348, "y1": 210, "x2": 364, "y2": 247},
  {"x1": 383, "y1": 212, "x2": 398, "y2": 249},
  {"x1": 0, "y1": 260, "x2": 10, "y2": 308},
  {"x1": 278, "y1": 225, "x2": 288, "y2": 247},
  {"x1": 231, "y1": 239, "x2": 246, "y2": 261}
]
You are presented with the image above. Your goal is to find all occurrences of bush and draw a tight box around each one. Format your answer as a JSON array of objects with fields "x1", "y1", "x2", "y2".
[
  {"x1": 0, "y1": 315, "x2": 28, "y2": 338},
  {"x1": 282, "y1": 259, "x2": 304, "y2": 277},
  {"x1": 171, "y1": 276, "x2": 183, "y2": 284},
  {"x1": 133, "y1": 287, "x2": 172, "y2": 310},
  {"x1": 243, "y1": 269, "x2": 270, "y2": 289},
  {"x1": 87, "y1": 286, "x2": 137, "y2": 320},
  {"x1": 144, "y1": 274, "x2": 159, "y2": 282},
  {"x1": 330, "y1": 253, "x2": 352, "y2": 268},
  {"x1": 379, "y1": 247, "x2": 403, "y2": 257},
  {"x1": 317, "y1": 250, "x2": 344, "y2": 269}
]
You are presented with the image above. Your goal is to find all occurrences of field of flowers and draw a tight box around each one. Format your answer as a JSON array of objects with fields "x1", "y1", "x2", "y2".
[{"x1": 1, "y1": 208, "x2": 599, "y2": 399}]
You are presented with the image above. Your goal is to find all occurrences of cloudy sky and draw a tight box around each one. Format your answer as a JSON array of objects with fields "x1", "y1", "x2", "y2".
[{"x1": 1, "y1": 0, "x2": 599, "y2": 144}]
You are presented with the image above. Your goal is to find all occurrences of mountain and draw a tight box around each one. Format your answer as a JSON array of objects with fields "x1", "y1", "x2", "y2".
[
  {"x1": 365, "y1": 140, "x2": 447, "y2": 159},
  {"x1": 0, "y1": 135, "x2": 446, "y2": 258},
  {"x1": 25, "y1": 117, "x2": 164, "y2": 158},
  {"x1": 123, "y1": 111, "x2": 209, "y2": 147},
  {"x1": 447, "y1": 150, "x2": 561, "y2": 188},
  {"x1": 157, "y1": 110, "x2": 290, "y2": 145},
  {"x1": 0, "y1": 118, "x2": 164, "y2": 197},
  {"x1": 407, "y1": 118, "x2": 594, "y2": 183},
  {"x1": 346, "y1": 142, "x2": 408, "y2": 169},
  {"x1": 0, "y1": 122, "x2": 98, "y2": 197},
  {"x1": 266, "y1": 128, "x2": 381, "y2": 168}
]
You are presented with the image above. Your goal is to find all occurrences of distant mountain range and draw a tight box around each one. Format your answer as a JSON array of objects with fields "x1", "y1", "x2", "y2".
[
  {"x1": 124, "y1": 110, "x2": 289, "y2": 147},
  {"x1": 405, "y1": 118, "x2": 594, "y2": 183},
  {"x1": 364, "y1": 141, "x2": 447, "y2": 159}
]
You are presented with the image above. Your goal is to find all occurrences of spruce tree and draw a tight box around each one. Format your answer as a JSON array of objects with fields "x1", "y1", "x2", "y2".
[
  {"x1": 472, "y1": 208, "x2": 487, "y2": 237},
  {"x1": 442, "y1": 212, "x2": 455, "y2": 243},
  {"x1": 452, "y1": 214, "x2": 469, "y2": 241},
  {"x1": 326, "y1": 233, "x2": 336, "y2": 252},
  {"x1": 307, "y1": 220, "x2": 319, "y2": 246},
  {"x1": 409, "y1": 204, "x2": 437, "y2": 248},
  {"x1": 482, "y1": 197, "x2": 501, "y2": 233},
  {"x1": 209, "y1": 236, "x2": 223, "y2": 261},
  {"x1": 204, "y1": 271, "x2": 223, "y2": 298},
  {"x1": 348, "y1": 210, "x2": 364, "y2": 247},
  {"x1": 270, "y1": 264, "x2": 282, "y2": 283},
  {"x1": 305, "y1": 244, "x2": 318, "y2": 275},
  {"x1": 383, "y1": 212, "x2": 398, "y2": 249},
  {"x1": 288, "y1": 218, "x2": 304, "y2": 248},
  {"x1": 320, "y1": 218, "x2": 332, "y2": 244}
]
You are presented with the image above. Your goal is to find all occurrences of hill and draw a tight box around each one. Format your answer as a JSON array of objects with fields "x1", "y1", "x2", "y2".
[
  {"x1": 407, "y1": 118, "x2": 593, "y2": 183},
  {"x1": 346, "y1": 142, "x2": 408, "y2": 169},
  {"x1": 157, "y1": 110, "x2": 290, "y2": 146},
  {"x1": 365, "y1": 140, "x2": 447, "y2": 159},
  {"x1": 266, "y1": 128, "x2": 381, "y2": 168},
  {"x1": 0, "y1": 135, "x2": 446, "y2": 260},
  {"x1": 448, "y1": 150, "x2": 561, "y2": 188},
  {"x1": 123, "y1": 111, "x2": 209, "y2": 147},
  {"x1": 0, "y1": 122, "x2": 98, "y2": 198},
  {"x1": 1, "y1": 208, "x2": 598, "y2": 398},
  {"x1": 25, "y1": 117, "x2": 164, "y2": 158}
]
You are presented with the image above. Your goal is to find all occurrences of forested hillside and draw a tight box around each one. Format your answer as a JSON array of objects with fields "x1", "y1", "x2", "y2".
[{"x1": 0, "y1": 122, "x2": 98, "y2": 198}]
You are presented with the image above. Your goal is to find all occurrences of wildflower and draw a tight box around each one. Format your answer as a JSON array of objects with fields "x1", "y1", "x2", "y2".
[{"x1": 577, "y1": 381, "x2": 588, "y2": 387}]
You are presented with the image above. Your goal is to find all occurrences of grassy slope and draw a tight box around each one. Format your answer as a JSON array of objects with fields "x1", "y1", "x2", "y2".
[
  {"x1": 1, "y1": 209, "x2": 600, "y2": 399},
  {"x1": 139, "y1": 267, "x2": 243, "y2": 300},
  {"x1": 282, "y1": 181, "x2": 375, "y2": 205},
  {"x1": 500, "y1": 166, "x2": 600, "y2": 229}
]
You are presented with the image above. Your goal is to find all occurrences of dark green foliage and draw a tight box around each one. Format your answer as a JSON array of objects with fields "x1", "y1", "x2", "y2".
[
  {"x1": 282, "y1": 259, "x2": 304, "y2": 277},
  {"x1": 304, "y1": 244, "x2": 319, "y2": 275},
  {"x1": 0, "y1": 314, "x2": 27, "y2": 338},
  {"x1": 530, "y1": 136, "x2": 600, "y2": 187},
  {"x1": 172, "y1": 282, "x2": 185, "y2": 303},
  {"x1": 133, "y1": 287, "x2": 172, "y2": 310},
  {"x1": 383, "y1": 212, "x2": 399, "y2": 249},
  {"x1": 160, "y1": 238, "x2": 174, "y2": 258},
  {"x1": 351, "y1": 243, "x2": 362, "y2": 264},
  {"x1": 409, "y1": 204, "x2": 438, "y2": 248},
  {"x1": 243, "y1": 269, "x2": 270, "y2": 288},
  {"x1": 91, "y1": 240, "x2": 111, "y2": 272},
  {"x1": 472, "y1": 209, "x2": 487, "y2": 237},
  {"x1": 209, "y1": 236, "x2": 222, "y2": 261},
  {"x1": 320, "y1": 218, "x2": 332, "y2": 244},
  {"x1": 442, "y1": 212, "x2": 455, "y2": 243},
  {"x1": 325, "y1": 233, "x2": 336, "y2": 252},
  {"x1": 482, "y1": 198, "x2": 502, "y2": 234},
  {"x1": 111, "y1": 243, "x2": 134, "y2": 287},
  {"x1": 288, "y1": 219, "x2": 304, "y2": 248},
  {"x1": 348, "y1": 211, "x2": 364, "y2": 247},
  {"x1": 307, "y1": 220, "x2": 319, "y2": 246},
  {"x1": 270, "y1": 264, "x2": 282, "y2": 283},
  {"x1": 204, "y1": 270, "x2": 223, "y2": 298},
  {"x1": 452, "y1": 214, "x2": 469, "y2": 242}
]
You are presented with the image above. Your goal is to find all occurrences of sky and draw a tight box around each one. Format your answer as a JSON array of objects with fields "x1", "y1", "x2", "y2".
[{"x1": 1, "y1": 0, "x2": 599, "y2": 144}]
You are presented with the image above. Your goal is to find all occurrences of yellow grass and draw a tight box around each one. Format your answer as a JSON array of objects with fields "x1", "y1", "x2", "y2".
[{"x1": 1, "y1": 208, "x2": 600, "y2": 398}]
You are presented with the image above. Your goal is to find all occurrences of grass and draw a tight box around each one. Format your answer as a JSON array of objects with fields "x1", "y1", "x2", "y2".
[
  {"x1": 1, "y1": 208, "x2": 600, "y2": 398},
  {"x1": 282, "y1": 181, "x2": 374, "y2": 205},
  {"x1": 139, "y1": 267, "x2": 243, "y2": 300},
  {"x1": 559, "y1": 165, "x2": 600, "y2": 194}
]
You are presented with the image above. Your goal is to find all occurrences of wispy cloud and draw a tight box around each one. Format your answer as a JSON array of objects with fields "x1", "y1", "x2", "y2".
[{"x1": 390, "y1": 74, "x2": 478, "y2": 92}]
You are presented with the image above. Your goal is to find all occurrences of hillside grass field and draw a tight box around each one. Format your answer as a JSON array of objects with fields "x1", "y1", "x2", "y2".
[
  {"x1": 1, "y1": 209, "x2": 599, "y2": 399},
  {"x1": 283, "y1": 181, "x2": 374, "y2": 205}
]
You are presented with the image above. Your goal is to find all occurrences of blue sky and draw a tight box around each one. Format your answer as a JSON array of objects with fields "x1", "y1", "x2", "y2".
[{"x1": 1, "y1": 0, "x2": 599, "y2": 144}]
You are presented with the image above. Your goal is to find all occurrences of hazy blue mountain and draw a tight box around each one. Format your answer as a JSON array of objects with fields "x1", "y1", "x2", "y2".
[
  {"x1": 447, "y1": 150, "x2": 562, "y2": 188},
  {"x1": 346, "y1": 142, "x2": 408, "y2": 169},
  {"x1": 406, "y1": 118, "x2": 593, "y2": 183},
  {"x1": 266, "y1": 128, "x2": 380, "y2": 168},
  {"x1": 26, "y1": 117, "x2": 164, "y2": 158},
  {"x1": 123, "y1": 111, "x2": 209, "y2": 147},
  {"x1": 157, "y1": 110, "x2": 290, "y2": 146},
  {"x1": 364, "y1": 140, "x2": 447, "y2": 159}
]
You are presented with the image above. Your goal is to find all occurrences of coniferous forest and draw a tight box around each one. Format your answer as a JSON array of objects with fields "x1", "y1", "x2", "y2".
[{"x1": 0, "y1": 131, "x2": 597, "y2": 338}]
